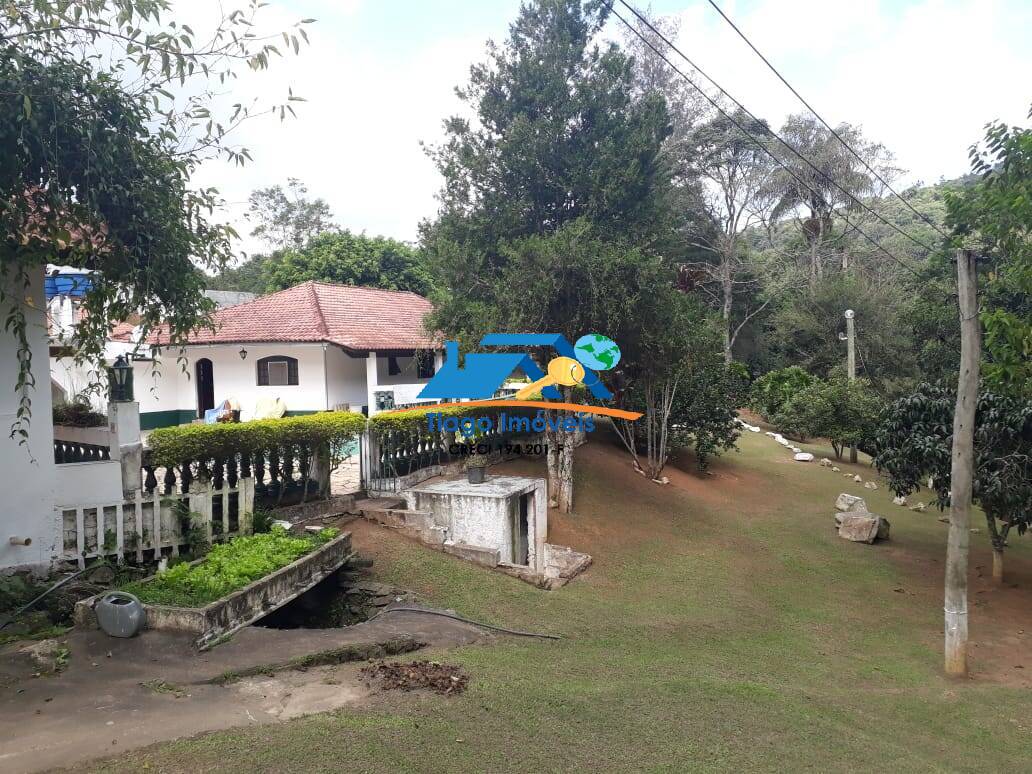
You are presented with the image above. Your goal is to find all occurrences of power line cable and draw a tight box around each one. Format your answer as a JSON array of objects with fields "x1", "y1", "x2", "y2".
[
  {"x1": 615, "y1": 0, "x2": 935, "y2": 256},
  {"x1": 704, "y1": 0, "x2": 951, "y2": 240},
  {"x1": 609, "y1": 2, "x2": 923, "y2": 277}
]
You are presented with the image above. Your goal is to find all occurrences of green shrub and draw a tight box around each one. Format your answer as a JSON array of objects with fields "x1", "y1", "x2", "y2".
[
  {"x1": 251, "y1": 507, "x2": 275, "y2": 534},
  {"x1": 147, "y1": 411, "x2": 366, "y2": 466},
  {"x1": 772, "y1": 377, "x2": 884, "y2": 458},
  {"x1": 748, "y1": 366, "x2": 816, "y2": 420},
  {"x1": 52, "y1": 399, "x2": 106, "y2": 427},
  {"x1": 122, "y1": 526, "x2": 339, "y2": 607}
]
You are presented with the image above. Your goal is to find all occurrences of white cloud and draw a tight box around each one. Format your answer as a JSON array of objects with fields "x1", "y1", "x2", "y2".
[
  {"x1": 182, "y1": 0, "x2": 1030, "y2": 265},
  {"x1": 663, "y1": 0, "x2": 1031, "y2": 183}
]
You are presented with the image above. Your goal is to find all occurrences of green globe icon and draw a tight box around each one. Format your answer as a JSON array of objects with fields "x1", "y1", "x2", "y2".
[{"x1": 575, "y1": 333, "x2": 621, "y2": 371}]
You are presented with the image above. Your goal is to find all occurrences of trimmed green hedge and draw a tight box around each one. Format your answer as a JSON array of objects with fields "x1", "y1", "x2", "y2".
[
  {"x1": 148, "y1": 411, "x2": 367, "y2": 466},
  {"x1": 369, "y1": 403, "x2": 495, "y2": 434}
]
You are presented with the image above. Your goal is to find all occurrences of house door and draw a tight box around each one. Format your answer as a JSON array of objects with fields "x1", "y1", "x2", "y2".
[
  {"x1": 511, "y1": 493, "x2": 530, "y2": 566},
  {"x1": 195, "y1": 358, "x2": 215, "y2": 418}
]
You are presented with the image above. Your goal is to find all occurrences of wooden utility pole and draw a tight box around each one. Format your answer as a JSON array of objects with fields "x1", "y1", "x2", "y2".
[
  {"x1": 845, "y1": 309, "x2": 857, "y2": 463},
  {"x1": 945, "y1": 249, "x2": 980, "y2": 677}
]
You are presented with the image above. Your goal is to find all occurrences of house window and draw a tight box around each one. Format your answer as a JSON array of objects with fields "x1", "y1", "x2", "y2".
[
  {"x1": 387, "y1": 355, "x2": 401, "y2": 376},
  {"x1": 257, "y1": 355, "x2": 298, "y2": 386},
  {"x1": 416, "y1": 350, "x2": 435, "y2": 380}
]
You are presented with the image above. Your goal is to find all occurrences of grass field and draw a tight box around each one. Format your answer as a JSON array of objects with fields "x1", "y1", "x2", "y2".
[{"x1": 85, "y1": 431, "x2": 1032, "y2": 772}]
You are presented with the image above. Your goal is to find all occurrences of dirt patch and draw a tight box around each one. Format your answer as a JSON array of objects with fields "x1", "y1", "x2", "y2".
[
  {"x1": 879, "y1": 529, "x2": 1032, "y2": 690},
  {"x1": 361, "y1": 660, "x2": 469, "y2": 696}
]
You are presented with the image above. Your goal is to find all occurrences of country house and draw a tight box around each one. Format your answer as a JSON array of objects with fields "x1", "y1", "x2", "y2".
[{"x1": 136, "y1": 281, "x2": 443, "y2": 428}]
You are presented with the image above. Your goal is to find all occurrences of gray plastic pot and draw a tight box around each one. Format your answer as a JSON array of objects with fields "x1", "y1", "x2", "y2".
[{"x1": 94, "y1": 591, "x2": 147, "y2": 638}]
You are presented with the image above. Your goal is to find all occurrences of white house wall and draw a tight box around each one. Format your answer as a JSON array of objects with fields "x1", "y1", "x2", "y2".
[
  {"x1": 140, "y1": 343, "x2": 333, "y2": 425},
  {"x1": 136, "y1": 344, "x2": 442, "y2": 427},
  {"x1": 1, "y1": 268, "x2": 60, "y2": 572},
  {"x1": 371, "y1": 353, "x2": 437, "y2": 409},
  {"x1": 50, "y1": 355, "x2": 107, "y2": 411},
  {"x1": 133, "y1": 358, "x2": 183, "y2": 428},
  {"x1": 324, "y1": 345, "x2": 368, "y2": 412}
]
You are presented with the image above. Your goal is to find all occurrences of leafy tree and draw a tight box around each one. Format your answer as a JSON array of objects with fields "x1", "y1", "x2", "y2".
[
  {"x1": 748, "y1": 366, "x2": 815, "y2": 420},
  {"x1": 875, "y1": 384, "x2": 1032, "y2": 582},
  {"x1": 422, "y1": 0, "x2": 672, "y2": 511},
  {"x1": 773, "y1": 376, "x2": 883, "y2": 459},
  {"x1": 265, "y1": 231, "x2": 431, "y2": 295},
  {"x1": 677, "y1": 110, "x2": 789, "y2": 364},
  {"x1": 767, "y1": 274, "x2": 919, "y2": 392},
  {"x1": 612, "y1": 283, "x2": 738, "y2": 478},
  {"x1": 765, "y1": 113, "x2": 895, "y2": 287},
  {"x1": 488, "y1": 220, "x2": 679, "y2": 498},
  {"x1": 619, "y1": 9, "x2": 704, "y2": 143},
  {"x1": 668, "y1": 358, "x2": 748, "y2": 470},
  {"x1": 205, "y1": 253, "x2": 275, "y2": 295},
  {"x1": 0, "y1": 0, "x2": 311, "y2": 438},
  {"x1": 247, "y1": 178, "x2": 336, "y2": 252},
  {"x1": 946, "y1": 110, "x2": 1032, "y2": 397}
]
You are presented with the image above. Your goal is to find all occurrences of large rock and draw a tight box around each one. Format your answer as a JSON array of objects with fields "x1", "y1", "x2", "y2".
[
  {"x1": 793, "y1": 452, "x2": 814, "y2": 462},
  {"x1": 864, "y1": 481, "x2": 879, "y2": 490},
  {"x1": 838, "y1": 513, "x2": 890, "y2": 544},
  {"x1": 835, "y1": 493, "x2": 868, "y2": 512}
]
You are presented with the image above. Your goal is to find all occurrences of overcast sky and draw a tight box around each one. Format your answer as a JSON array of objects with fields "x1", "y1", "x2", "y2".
[{"x1": 184, "y1": 0, "x2": 1032, "y2": 261}]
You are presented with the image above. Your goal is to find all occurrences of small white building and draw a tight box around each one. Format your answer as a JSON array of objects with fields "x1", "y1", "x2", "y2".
[{"x1": 136, "y1": 281, "x2": 442, "y2": 428}]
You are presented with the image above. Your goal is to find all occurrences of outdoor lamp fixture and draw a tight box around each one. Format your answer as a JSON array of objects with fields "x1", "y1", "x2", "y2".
[
  {"x1": 110, "y1": 354, "x2": 132, "y2": 402},
  {"x1": 239, "y1": 347, "x2": 248, "y2": 360}
]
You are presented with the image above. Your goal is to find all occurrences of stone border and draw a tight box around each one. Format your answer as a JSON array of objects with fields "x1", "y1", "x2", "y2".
[{"x1": 75, "y1": 532, "x2": 354, "y2": 649}]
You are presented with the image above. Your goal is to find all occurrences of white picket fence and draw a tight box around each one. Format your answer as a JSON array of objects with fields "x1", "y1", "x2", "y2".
[{"x1": 58, "y1": 477, "x2": 255, "y2": 567}]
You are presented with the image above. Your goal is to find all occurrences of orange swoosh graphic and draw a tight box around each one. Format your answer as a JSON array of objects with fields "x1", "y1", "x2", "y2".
[{"x1": 384, "y1": 400, "x2": 642, "y2": 421}]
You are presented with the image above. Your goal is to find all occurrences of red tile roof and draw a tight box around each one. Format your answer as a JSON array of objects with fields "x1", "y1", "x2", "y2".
[{"x1": 148, "y1": 281, "x2": 437, "y2": 352}]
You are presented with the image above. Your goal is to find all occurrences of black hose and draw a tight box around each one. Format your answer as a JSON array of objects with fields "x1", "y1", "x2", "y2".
[
  {"x1": 372, "y1": 606, "x2": 562, "y2": 640},
  {"x1": 0, "y1": 566, "x2": 93, "y2": 630}
]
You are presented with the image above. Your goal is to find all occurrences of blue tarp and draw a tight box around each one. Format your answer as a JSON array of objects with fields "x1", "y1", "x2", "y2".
[{"x1": 44, "y1": 273, "x2": 92, "y2": 299}]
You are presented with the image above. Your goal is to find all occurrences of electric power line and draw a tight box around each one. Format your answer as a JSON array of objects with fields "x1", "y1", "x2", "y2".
[
  {"x1": 611, "y1": 0, "x2": 931, "y2": 274},
  {"x1": 704, "y1": 0, "x2": 951, "y2": 241}
]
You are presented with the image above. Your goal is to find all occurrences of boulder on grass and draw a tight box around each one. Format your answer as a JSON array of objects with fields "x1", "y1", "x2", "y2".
[
  {"x1": 794, "y1": 452, "x2": 815, "y2": 462},
  {"x1": 832, "y1": 466, "x2": 841, "y2": 472},
  {"x1": 819, "y1": 458, "x2": 833, "y2": 467},
  {"x1": 864, "y1": 481, "x2": 878, "y2": 490},
  {"x1": 853, "y1": 475, "x2": 863, "y2": 483},
  {"x1": 838, "y1": 513, "x2": 891, "y2": 544},
  {"x1": 835, "y1": 493, "x2": 868, "y2": 512},
  {"x1": 892, "y1": 495, "x2": 907, "y2": 506}
]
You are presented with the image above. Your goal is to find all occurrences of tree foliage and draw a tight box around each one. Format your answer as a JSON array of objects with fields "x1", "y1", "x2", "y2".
[
  {"x1": 422, "y1": 0, "x2": 675, "y2": 510},
  {"x1": 772, "y1": 376, "x2": 883, "y2": 458},
  {"x1": 764, "y1": 113, "x2": 895, "y2": 287},
  {"x1": 247, "y1": 177, "x2": 336, "y2": 252},
  {"x1": 0, "y1": 0, "x2": 311, "y2": 438},
  {"x1": 875, "y1": 383, "x2": 1032, "y2": 578},
  {"x1": 266, "y1": 231, "x2": 431, "y2": 295},
  {"x1": 946, "y1": 109, "x2": 1032, "y2": 396},
  {"x1": 766, "y1": 274, "x2": 919, "y2": 392},
  {"x1": 748, "y1": 365, "x2": 815, "y2": 419}
]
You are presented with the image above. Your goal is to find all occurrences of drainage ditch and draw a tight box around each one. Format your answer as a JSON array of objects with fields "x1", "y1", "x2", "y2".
[{"x1": 255, "y1": 561, "x2": 415, "y2": 629}]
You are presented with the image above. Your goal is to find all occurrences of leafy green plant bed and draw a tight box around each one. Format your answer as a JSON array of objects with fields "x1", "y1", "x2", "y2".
[{"x1": 122, "y1": 527, "x2": 339, "y2": 608}]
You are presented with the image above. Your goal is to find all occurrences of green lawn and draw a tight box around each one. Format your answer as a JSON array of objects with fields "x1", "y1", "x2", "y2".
[{"x1": 87, "y1": 432, "x2": 1032, "y2": 772}]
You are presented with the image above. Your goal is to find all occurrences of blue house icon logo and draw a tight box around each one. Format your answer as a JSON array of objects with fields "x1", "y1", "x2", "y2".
[{"x1": 418, "y1": 334, "x2": 616, "y2": 401}]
